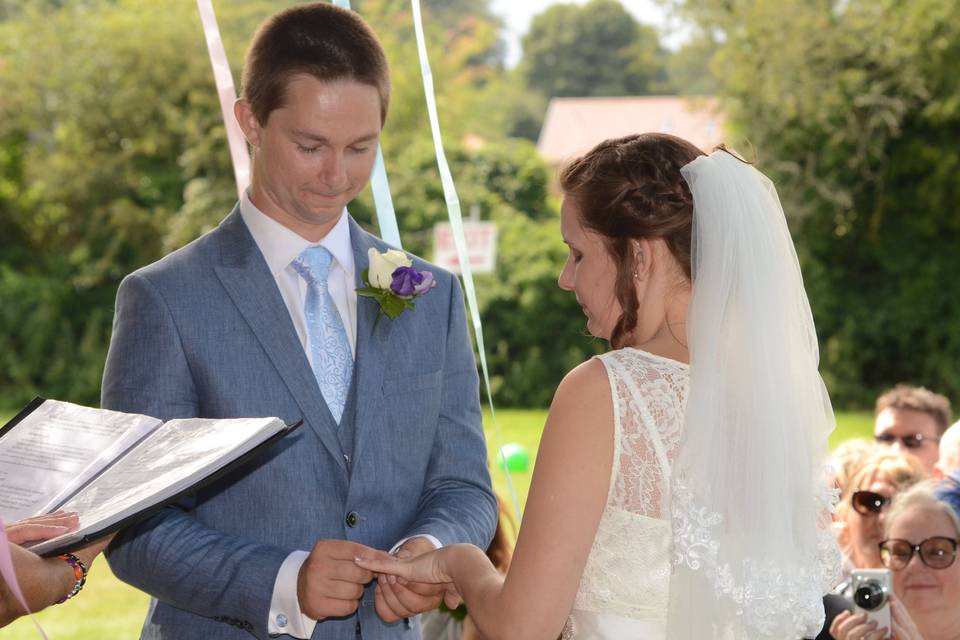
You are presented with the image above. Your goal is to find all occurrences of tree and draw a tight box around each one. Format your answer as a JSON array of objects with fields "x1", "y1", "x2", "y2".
[
  {"x1": 664, "y1": 35, "x2": 720, "y2": 95},
  {"x1": 0, "y1": 0, "x2": 252, "y2": 405},
  {"x1": 520, "y1": 0, "x2": 669, "y2": 99},
  {"x1": 673, "y1": 0, "x2": 960, "y2": 406}
]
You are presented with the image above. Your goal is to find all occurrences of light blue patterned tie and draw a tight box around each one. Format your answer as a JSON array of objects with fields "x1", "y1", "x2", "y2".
[{"x1": 292, "y1": 246, "x2": 353, "y2": 423}]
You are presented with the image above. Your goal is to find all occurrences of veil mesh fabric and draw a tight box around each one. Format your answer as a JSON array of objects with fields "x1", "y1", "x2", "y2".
[{"x1": 666, "y1": 151, "x2": 841, "y2": 638}]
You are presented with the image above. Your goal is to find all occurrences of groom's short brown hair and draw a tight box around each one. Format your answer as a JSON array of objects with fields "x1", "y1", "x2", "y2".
[{"x1": 241, "y1": 2, "x2": 391, "y2": 126}]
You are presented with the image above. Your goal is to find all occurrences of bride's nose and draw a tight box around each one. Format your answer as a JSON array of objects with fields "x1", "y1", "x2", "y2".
[{"x1": 558, "y1": 256, "x2": 574, "y2": 291}]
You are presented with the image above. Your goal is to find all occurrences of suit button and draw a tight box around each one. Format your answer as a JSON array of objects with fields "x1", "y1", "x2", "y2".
[{"x1": 346, "y1": 511, "x2": 359, "y2": 527}]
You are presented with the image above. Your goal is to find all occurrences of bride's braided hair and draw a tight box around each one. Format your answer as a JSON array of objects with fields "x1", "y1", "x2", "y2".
[{"x1": 559, "y1": 133, "x2": 705, "y2": 348}]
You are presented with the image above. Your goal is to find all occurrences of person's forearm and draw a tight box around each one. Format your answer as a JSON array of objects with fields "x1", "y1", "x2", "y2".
[
  {"x1": 0, "y1": 546, "x2": 76, "y2": 627},
  {"x1": 447, "y1": 545, "x2": 556, "y2": 640},
  {"x1": 447, "y1": 544, "x2": 505, "y2": 633}
]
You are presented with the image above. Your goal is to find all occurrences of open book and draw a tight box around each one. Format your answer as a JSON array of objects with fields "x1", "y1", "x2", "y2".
[{"x1": 0, "y1": 398, "x2": 299, "y2": 556}]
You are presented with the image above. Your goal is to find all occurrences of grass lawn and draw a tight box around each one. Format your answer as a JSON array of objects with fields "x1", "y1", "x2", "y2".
[{"x1": 1, "y1": 408, "x2": 873, "y2": 638}]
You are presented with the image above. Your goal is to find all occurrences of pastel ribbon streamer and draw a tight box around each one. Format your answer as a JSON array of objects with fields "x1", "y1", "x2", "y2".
[
  {"x1": 410, "y1": 0, "x2": 521, "y2": 520},
  {"x1": 0, "y1": 518, "x2": 48, "y2": 639},
  {"x1": 196, "y1": 0, "x2": 251, "y2": 198},
  {"x1": 330, "y1": 0, "x2": 403, "y2": 249}
]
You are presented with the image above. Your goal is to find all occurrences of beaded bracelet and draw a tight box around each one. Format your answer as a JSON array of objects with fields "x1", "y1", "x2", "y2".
[{"x1": 55, "y1": 553, "x2": 88, "y2": 604}]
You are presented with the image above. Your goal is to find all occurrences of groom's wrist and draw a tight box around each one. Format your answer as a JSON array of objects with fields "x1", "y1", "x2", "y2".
[{"x1": 268, "y1": 550, "x2": 316, "y2": 638}]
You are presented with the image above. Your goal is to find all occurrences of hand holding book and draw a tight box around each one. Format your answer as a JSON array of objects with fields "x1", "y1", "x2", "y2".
[{"x1": 0, "y1": 398, "x2": 299, "y2": 556}]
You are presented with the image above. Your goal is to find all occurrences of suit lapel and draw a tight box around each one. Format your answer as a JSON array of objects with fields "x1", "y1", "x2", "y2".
[
  {"x1": 349, "y1": 217, "x2": 393, "y2": 464},
  {"x1": 213, "y1": 207, "x2": 346, "y2": 472}
]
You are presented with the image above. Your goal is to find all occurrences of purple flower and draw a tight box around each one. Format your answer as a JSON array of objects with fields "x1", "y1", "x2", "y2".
[
  {"x1": 390, "y1": 266, "x2": 423, "y2": 297},
  {"x1": 413, "y1": 270, "x2": 436, "y2": 296}
]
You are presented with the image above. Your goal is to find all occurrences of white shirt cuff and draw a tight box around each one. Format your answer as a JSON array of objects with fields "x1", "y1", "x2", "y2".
[
  {"x1": 390, "y1": 534, "x2": 443, "y2": 555},
  {"x1": 268, "y1": 550, "x2": 317, "y2": 638}
]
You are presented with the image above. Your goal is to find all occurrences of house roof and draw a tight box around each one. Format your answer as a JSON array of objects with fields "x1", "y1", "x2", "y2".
[{"x1": 537, "y1": 95, "x2": 726, "y2": 165}]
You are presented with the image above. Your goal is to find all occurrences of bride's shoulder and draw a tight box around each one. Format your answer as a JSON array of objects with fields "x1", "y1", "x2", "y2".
[
  {"x1": 551, "y1": 359, "x2": 612, "y2": 418},
  {"x1": 557, "y1": 358, "x2": 609, "y2": 398},
  {"x1": 544, "y1": 359, "x2": 614, "y2": 460}
]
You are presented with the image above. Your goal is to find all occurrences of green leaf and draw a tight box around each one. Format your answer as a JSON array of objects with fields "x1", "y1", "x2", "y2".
[{"x1": 380, "y1": 294, "x2": 407, "y2": 319}]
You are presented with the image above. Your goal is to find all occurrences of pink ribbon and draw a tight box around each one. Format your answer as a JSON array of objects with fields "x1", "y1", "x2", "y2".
[
  {"x1": 0, "y1": 518, "x2": 48, "y2": 638},
  {"x1": 196, "y1": 0, "x2": 251, "y2": 198}
]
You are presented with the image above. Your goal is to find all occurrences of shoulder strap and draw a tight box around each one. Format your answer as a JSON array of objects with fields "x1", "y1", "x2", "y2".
[{"x1": 606, "y1": 354, "x2": 672, "y2": 519}]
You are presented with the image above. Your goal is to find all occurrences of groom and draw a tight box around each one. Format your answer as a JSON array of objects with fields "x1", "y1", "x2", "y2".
[{"x1": 100, "y1": 3, "x2": 497, "y2": 639}]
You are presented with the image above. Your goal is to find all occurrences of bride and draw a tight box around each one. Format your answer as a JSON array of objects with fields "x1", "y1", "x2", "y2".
[{"x1": 358, "y1": 133, "x2": 840, "y2": 639}]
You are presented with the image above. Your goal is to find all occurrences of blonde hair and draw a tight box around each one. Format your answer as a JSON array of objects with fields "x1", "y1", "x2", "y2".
[
  {"x1": 836, "y1": 449, "x2": 927, "y2": 523},
  {"x1": 828, "y1": 439, "x2": 882, "y2": 494},
  {"x1": 885, "y1": 479, "x2": 960, "y2": 537}
]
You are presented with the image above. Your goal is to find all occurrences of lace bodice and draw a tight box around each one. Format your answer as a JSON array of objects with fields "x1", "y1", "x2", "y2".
[{"x1": 565, "y1": 348, "x2": 688, "y2": 635}]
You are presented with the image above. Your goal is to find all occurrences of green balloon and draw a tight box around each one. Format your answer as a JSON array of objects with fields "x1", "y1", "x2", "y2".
[{"x1": 496, "y1": 443, "x2": 530, "y2": 473}]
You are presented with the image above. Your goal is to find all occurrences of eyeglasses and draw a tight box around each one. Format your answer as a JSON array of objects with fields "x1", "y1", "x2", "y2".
[
  {"x1": 875, "y1": 433, "x2": 940, "y2": 449},
  {"x1": 851, "y1": 490, "x2": 892, "y2": 516},
  {"x1": 879, "y1": 537, "x2": 958, "y2": 571}
]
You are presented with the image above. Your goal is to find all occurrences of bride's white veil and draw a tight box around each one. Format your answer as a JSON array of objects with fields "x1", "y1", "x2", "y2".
[{"x1": 667, "y1": 151, "x2": 841, "y2": 638}]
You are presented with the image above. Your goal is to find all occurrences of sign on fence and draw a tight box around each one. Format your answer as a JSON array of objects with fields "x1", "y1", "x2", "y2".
[{"x1": 432, "y1": 221, "x2": 497, "y2": 274}]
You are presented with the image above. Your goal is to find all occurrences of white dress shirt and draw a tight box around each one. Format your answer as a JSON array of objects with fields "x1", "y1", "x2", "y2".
[{"x1": 239, "y1": 193, "x2": 438, "y2": 637}]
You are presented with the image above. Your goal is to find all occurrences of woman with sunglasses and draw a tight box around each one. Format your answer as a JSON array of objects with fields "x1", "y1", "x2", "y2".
[
  {"x1": 835, "y1": 449, "x2": 927, "y2": 577},
  {"x1": 813, "y1": 449, "x2": 925, "y2": 638},
  {"x1": 830, "y1": 480, "x2": 960, "y2": 640}
]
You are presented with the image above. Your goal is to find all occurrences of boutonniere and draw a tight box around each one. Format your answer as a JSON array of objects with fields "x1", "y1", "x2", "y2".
[{"x1": 357, "y1": 248, "x2": 436, "y2": 320}]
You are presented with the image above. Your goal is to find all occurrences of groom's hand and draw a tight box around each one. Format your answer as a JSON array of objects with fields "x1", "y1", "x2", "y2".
[
  {"x1": 374, "y1": 537, "x2": 448, "y2": 623},
  {"x1": 298, "y1": 540, "x2": 387, "y2": 621}
]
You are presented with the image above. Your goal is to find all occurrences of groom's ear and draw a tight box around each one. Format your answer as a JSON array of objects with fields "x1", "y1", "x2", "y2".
[{"x1": 234, "y1": 99, "x2": 261, "y2": 148}]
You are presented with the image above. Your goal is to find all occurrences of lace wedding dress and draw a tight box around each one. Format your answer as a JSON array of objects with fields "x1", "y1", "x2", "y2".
[{"x1": 562, "y1": 347, "x2": 688, "y2": 640}]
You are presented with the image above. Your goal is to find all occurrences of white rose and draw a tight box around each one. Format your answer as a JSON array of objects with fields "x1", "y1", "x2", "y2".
[{"x1": 367, "y1": 248, "x2": 412, "y2": 289}]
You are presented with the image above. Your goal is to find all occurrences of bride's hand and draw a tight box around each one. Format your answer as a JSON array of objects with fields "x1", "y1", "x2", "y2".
[
  {"x1": 356, "y1": 545, "x2": 453, "y2": 584},
  {"x1": 356, "y1": 545, "x2": 462, "y2": 609}
]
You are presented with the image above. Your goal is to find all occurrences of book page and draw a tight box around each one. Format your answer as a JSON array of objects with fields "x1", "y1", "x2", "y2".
[
  {"x1": 36, "y1": 416, "x2": 284, "y2": 551},
  {"x1": 0, "y1": 400, "x2": 160, "y2": 522}
]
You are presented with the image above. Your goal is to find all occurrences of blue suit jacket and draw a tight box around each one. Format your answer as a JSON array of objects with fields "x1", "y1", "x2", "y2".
[{"x1": 101, "y1": 207, "x2": 497, "y2": 639}]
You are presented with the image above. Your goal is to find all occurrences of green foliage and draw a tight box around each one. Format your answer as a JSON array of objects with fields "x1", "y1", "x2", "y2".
[
  {"x1": 678, "y1": 0, "x2": 960, "y2": 406},
  {"x1": 520, "y1": 0, "x2": 669, "y2": 99},
  {"x1": 664, "y1": 35, "x2": 720, "y2": 95},
  {"x1": 475, "y1": 209, "x2": 606, "y2": 406},
  {"x1": 0, "y1": 0, "x2": 228, "y2": 405}
]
